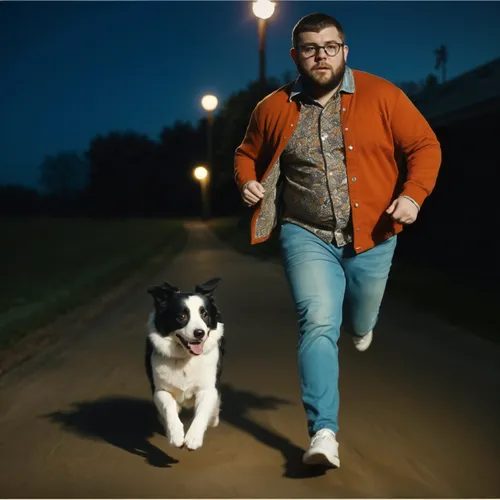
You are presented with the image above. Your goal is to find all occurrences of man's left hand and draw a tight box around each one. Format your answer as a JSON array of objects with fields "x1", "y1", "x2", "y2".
[{"x1": 386, "y1": 197, "x2": 419, "y2": 225}]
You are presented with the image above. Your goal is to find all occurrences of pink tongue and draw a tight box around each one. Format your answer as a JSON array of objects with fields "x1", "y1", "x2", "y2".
[{"x1": 189, "y1": 342, "x2": 204, "y2": 355}]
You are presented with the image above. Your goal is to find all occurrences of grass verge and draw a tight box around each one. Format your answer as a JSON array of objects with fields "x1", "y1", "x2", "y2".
[
  {"x1": 0, "y1": 217, "x2": 187, "y2": 349},
  {"x1": 209, "y1": 216, "x2": 498, "y2": 344}
]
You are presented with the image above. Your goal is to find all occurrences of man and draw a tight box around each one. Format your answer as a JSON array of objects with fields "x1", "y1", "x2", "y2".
[{"x1": 233, "y1": 13, "x2": 441, "y2": 468}]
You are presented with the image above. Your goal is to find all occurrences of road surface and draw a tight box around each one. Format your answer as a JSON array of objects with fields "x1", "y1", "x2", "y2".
[{"x1": 0, "y1": 221, "x2": 499, "y2": 498}]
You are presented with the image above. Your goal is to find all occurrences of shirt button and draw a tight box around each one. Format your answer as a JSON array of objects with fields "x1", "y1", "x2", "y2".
[
  {"x1": 342, "y1": 107, "x2": 347, "y2": 112},
  {"x1": 354, "y1": 202, "x2": 359, "y2": 207},
  {"x1": 348, "y1": 145, "x2": 353, "y2": 150},
  {"x1": 351, "y1": 176, "x2": 357, "y2": 182},
  {"x1": 344, "y1": 127, "x2": 349, "y2": 131}
]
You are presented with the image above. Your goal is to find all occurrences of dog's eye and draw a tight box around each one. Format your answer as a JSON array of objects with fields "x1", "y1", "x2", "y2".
[
  {"x1": 200, "y1": 308, "x2": 208, "y2": 318},
  {"x1": 177, "y1": 313, "x2": 187, "y2": 322}
]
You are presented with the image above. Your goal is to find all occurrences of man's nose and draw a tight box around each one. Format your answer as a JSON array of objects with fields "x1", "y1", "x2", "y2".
[{"x1": 315, "y1": 48, "x2": 327, "y2": 59}]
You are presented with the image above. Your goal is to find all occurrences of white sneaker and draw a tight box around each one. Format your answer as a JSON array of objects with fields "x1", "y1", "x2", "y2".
[
  {"x1": 302, "y1": 428, "x2": 340, "y2": 468},
  {"x1": 353, "y1": 330, "x2": 373, "y2": 351}
]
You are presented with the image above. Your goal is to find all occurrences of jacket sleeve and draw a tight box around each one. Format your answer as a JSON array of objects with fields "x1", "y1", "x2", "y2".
[
  {"x1": 234, "y1": 104, "x2": 265, "y2": 192},
  {"x1": 390, "y1": 89, "x2": 442, "y2": 207}
]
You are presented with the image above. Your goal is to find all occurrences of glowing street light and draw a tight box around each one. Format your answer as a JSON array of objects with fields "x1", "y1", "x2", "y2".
[
  {"x1": 194, "y1": 165, "x2": 208, "y2": 181},
  {"x1": 193, "y1": 164, "x2": 209, "y2": 220},
  {"x1": 201, "y1": 94, "x2": 218, "y2": 112},
  {"x1": 252, "y1": 0, "x2": 276, "y2": 89},
  {"x1": 252, "y1": 0, "x2": 275, "y2": 20}
]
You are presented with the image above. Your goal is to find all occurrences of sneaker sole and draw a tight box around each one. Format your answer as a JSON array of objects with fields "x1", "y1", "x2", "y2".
[
  {"x1": 303, "y1": 449, "x2": 340, "y2": 468},
  {"x1": 353, "y1": 331, "x2": 373, "y2": 352}
]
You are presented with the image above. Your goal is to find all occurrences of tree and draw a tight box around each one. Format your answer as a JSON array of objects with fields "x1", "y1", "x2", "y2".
[
  {"x1": 38, "y1": 151, "x2": 88, "y2": 198},
  {"x1": 85, "y1": 131, "x2": 161, "y2": 217},
  {"x1": 37, "y1": 151, "x2": 88, "y2": 215}
]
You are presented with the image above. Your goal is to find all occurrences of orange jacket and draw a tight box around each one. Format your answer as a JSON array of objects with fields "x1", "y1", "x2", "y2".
[{"x1": 234, "y1": 69, "x2": 442, "y2": 253}]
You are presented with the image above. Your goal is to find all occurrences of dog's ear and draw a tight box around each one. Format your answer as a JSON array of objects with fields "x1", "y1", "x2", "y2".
[
  {"x1": 159, "y1": 281, "x2": 180, "y2": 294},
  {"x1": 195, "y1": 277, "x2": 221, "y2": 298},
  {"x1": 147, "y1": 281, "x2": 179, "y2": 303}
]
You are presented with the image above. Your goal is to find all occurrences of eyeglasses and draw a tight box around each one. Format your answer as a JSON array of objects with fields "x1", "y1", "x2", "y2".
[{"x1": 296, "y1": 43, "x2": 344, "y2": 58}]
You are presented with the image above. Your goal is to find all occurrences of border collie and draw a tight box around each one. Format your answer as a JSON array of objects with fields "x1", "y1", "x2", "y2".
[{"x1": 145, "y1": 277, "x2": 224, "y2": 451}]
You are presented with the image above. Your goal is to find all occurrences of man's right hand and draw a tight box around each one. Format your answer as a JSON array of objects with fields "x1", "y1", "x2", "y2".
[{"x1": 241, "y1": 180, "x2": 265, "y2": 206}]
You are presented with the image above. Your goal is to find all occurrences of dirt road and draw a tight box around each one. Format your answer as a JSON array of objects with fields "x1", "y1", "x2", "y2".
[{"x1": 0, "y1": 221, "x2": 498, "y2": 498}]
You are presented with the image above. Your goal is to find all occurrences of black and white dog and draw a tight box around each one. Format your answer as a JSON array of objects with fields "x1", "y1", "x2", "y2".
[{"x1": 145, "y1": 277, "x2": 225, "y2": 450}]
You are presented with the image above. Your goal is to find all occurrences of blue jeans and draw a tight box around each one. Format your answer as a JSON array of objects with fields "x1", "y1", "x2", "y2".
[{"x1": 279, "y1": 222, "x2": 397, "y2": 436}]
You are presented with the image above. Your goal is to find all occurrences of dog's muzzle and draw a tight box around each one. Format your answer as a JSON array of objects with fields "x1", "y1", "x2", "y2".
[{"x1": 176, "y1": 330, "x2": 211, "y2": 356}]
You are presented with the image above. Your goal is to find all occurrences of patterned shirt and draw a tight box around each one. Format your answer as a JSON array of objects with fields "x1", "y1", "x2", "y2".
[{"x1": 280, "y1": 67, "x2": 355, "y2": 246}]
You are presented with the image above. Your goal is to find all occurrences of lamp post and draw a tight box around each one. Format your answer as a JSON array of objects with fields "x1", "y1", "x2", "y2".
[
  {"x1": 252, "y1": 0, "x2": 276, "y2": 90},
  {"x1": 200, "y1": 94, "x2": 218, "y2": 220},
  {"x1": 193, "y1": 165, "x2": 209, "y2": 220}
]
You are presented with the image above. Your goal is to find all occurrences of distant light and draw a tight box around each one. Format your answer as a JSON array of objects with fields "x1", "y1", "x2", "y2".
[
  {"x1": 201, "y1": 94, "x2": 218, "y2": 112},
  {"x1": 252, "y1": 0, "x2": 275, "y2": 20},
  {"x1": 194, "y1": 166, "x2": 208, "y2": 181}
]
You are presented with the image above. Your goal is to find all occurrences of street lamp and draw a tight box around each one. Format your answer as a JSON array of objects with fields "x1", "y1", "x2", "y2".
[
  {"x1": 193, "y1": 165, "x2": 209, "y2": 220},
  {"x1": 200, "y1": 94, "x2": 218, "y2": 220},
  {"x1": 201, "y1": 94, "x2": 218, "y2": 114},
  {"x1": 252, "y1": 0, "x2": 276, "y2": 90}
]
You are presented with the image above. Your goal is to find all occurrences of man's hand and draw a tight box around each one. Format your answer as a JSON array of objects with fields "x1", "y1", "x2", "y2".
[
  {"x1": 386, "y1": 196, "x2": 419, "y2": 225},
  {"x1": 241, "y1": 180, "x2": 265, "y2": 207}
]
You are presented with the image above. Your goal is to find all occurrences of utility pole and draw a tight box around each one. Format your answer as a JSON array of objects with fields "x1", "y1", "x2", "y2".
[{"x1": 434, "y1": 44, "x2": 448, "y2": 84}]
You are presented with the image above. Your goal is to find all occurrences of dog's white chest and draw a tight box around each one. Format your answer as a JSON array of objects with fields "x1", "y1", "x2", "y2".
[{"x1": 151, "y1": 349, "x2": 218, "y2": 406}]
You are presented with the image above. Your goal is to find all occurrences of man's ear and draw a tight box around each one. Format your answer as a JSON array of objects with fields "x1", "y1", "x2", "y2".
[{"x1": 195, "y1": 277, "x2": 221, "y2": 298}]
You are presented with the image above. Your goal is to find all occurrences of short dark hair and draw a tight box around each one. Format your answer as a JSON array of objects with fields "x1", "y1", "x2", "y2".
[{"x1": 291, "y1": 13, "x2": 345, "y2": 47}]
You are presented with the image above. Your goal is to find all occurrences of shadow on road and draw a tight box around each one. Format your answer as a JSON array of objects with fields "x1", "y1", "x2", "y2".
[
  {"x1": 218, "y1": 384, "x2": 327, "y2": 479},
  {"x1": 43, "y1": 383, "x2": 326, "y2": 478},
  {"x1": 43, "y1": 396, "x2": 177, "y2": 468}
]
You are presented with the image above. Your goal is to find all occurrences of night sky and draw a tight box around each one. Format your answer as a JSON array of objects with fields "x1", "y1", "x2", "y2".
[{"x1": 1, "y1": 0, "x2": 500, "y2": 188}]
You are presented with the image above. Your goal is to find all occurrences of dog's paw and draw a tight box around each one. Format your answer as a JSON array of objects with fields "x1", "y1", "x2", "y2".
[
  {"x1": 166, "y1": 422, "x2": 185, "y2": 448},
  {"x1": 184, "y1": 426, "x2": 205, "y2": 451}
]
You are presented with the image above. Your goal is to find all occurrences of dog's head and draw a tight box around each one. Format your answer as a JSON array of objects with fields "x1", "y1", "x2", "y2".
[{"x1": 147, "y1": 277, "x2": 222, "y2": 356}]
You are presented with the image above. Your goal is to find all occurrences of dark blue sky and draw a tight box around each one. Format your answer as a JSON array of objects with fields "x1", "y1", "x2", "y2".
[{"x1": 2, "y1": 1, "x2": 500, "y2": 188}]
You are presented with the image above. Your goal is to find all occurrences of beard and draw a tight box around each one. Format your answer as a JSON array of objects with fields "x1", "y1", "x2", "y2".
[{"x1": 297, "y1": 58, "x2": 346, "y2": 96}]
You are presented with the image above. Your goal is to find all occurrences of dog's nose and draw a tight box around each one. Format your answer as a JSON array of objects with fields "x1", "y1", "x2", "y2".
[{"x1": 193, "y1": 329, "x2": 205, "y2": 339}]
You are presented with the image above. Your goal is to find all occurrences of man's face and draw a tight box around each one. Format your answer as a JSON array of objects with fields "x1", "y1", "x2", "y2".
[{"x1": 291, "y1": 26, "x2": 348, "y2": 93}]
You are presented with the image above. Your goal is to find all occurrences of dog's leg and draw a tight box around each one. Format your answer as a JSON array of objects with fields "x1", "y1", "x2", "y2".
[
  {"x1": 184, "y1": 388, "x2": 219, "y2": 450},
  {"x1": 209, "y1": 392, "x2": 221, "y2": 427},
  {"x1": 154, "y1": 390, "x2": 184, "y2": 448}
]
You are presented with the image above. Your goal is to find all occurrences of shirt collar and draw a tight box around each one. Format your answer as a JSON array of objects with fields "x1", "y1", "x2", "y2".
[{"x1": 289, "y1": 65, "x2": 355, "y2": 102}]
